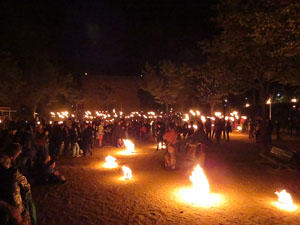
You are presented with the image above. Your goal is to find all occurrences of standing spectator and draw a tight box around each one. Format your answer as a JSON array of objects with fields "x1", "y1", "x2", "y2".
[
  {"x1": 81, "y1": 123, "x2": 93, "y2": 156},
  {"x1": 225, "y1": 120, "x2": 232, "y2": 141},
  {"x1": 103, "y1": 122, "x2": 112, "y2": 146},
  {"x1": 221, "y1": 118, "x2": 226, "y2": 139},
  {"x1": 69, "y1": 126, "x2": 80, "y2": 157},
  {"x1": 215, "y1": 119, "x2": 222, "y2": 144},
  {"x1": 49, "y1": 122, "x2": 63, "y2": 159},
  {"x1": 62, "y1": 126, "x2": 70, "y2": 156},
  {"x1": 97, "y1": 121, "x2": 104, "y2": 147},
  {"x1": 205, "y1": 118, "x2": 212, "y2": 140},
  {"x1": 155, "y1": 123, "x2": 165, "y2": 151},
  {"x1": 248, "y1": 119, "x2": 255, "y2": 139},
  {"x1": 113, "y1": 121, "x2": 124, "y2": 148}
]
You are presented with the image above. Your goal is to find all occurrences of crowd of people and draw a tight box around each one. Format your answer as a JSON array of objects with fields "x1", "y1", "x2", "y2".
[{"x1": 1, "y1": 113, "x2": 278, "y2": 225}]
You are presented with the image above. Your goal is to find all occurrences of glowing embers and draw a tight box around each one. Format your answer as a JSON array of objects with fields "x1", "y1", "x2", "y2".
[
  {"x1": 176, "y1": 164, "x2": 222, "y2": 207},
  {"x1": 103, "y1": 155, "x2": 118, "y2": 168},
  {"x1": 273, "y1": 190, "x2": 298, "y2": 212},
  {"x1": 119, "y1": 139, "x2": 135, "y2": 155},
  {"x1": 122, "y1": 166, "x2": 132, "y2": 180}
]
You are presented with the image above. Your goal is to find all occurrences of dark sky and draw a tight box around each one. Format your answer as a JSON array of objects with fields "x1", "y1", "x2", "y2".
[{"x1": 1, "y1": 0, "x2": 218, "y2": 76}]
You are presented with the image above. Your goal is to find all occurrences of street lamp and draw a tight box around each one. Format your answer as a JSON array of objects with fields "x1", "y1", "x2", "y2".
[{"x1": 266, "y1": 98, "x2": 272, "y2": 120}]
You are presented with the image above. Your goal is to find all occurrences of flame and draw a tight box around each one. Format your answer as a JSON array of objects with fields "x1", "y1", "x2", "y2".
[
  {"x1": 122, "y1": 166, "x2": 132, "y2": 180},
  {"x1": 190, "y1": 165, "x2": 210, "y2": 196},
  {"x1": 177, "y1": 164, "x2": 221, "y2": 207},
  {"x1": 123, "y1": 139, "x2": 135, "y2": 154},
  {"x1": 103, "y1": 155, "x2": 118, "y2": 168},
  {"x1": 274, "y1": 190, "x2": 298, "y2": 211}
]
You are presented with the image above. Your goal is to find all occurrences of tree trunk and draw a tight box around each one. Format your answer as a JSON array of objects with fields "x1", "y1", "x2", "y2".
[
  {"x1": 165, "y1": 103, "x2": 169, "y2": 113},
  {"x1": 210, "y1": 101, "x2": 216, "y2": 116}
]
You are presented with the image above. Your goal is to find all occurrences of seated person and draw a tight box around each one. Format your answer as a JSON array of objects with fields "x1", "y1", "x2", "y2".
[
  {"x1": 47, "y1": 159, "x2": 66, "y2": 183},
  {"x1": 37, "y1": 155, "x2": 66, "y2": 184},
  {"x1": 0, "y1": 154, "x2": 31, "y2": 225}
]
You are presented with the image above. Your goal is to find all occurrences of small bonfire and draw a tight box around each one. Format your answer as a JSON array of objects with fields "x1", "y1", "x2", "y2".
[
  {"x1": 177, "y1": 164, "x2": 221, "y2": 207},
  {"x1": 274, "y1": 190, "x2": 298, "y2": 211},
  {"x1": 122, "y1": 166, "x2": 132, "y2": 180},
  {"x1": 103, "y1": 155, "x2": 118, "y2": 168}
]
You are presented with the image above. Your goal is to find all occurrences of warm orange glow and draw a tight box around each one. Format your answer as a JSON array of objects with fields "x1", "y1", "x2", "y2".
[
  {"x1": 122, "y1": 166, "x2": 132, "y2": 180},
  {"x1": 189, "y1": 109, "x2": 196, "y2": 116},
  {"x1": 121, "y1": 139, "x2": 135, "y2": 155},
  {"x1": 214, "y1": 112, "x2": 222, "y2": 117},
  {"x1": 273, "y1": 190, "x2": 298, "y2": 211},
  {"x1": 190, "y1": 165, "x2": 209, "y2": 196},
  {"x1": 291, "y1": 98, "x2": 297, "y2": 103},
  {"x1": 158, "y1": 142, "x2": 167, "y2": 150},
  {"x1": 176, "y1": 165, "x2": 222, "y2": 207},
  {"x1": 103, "y1": 155, "x2": 118, "y2": 168}
]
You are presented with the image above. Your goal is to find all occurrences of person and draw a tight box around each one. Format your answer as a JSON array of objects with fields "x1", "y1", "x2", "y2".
[
  {"x1": 225, "y1": 120, "x2": 232, "y2": 141},
  {"x1": 214, "y1": 118, "x2": 222, "y2": 144},
  {"x1": 140, "y1": 122, "x2": 147, "y2": 140},
  {"x1": 42, "y1": 155, "x2": 66, "y2": 184},
  {"x1": 221, "y1": 118, "x2": 226, "y2": 139},
  {"x1": 163, "y1": 124, "x2": 177, "y2": 170},
  {"x1": 81, "y1": 123, "x2": 93, "y2": 156},
  {"x1": 151, "y1": 121, "x2": 157, "y2": 142},
  {"x1": 155, "y1": 123, "x2": 165, "y2": 151},
  {"x1": 49, "y1": 122, "x2": 63, "y2": 159},
  {"x1": 69, "y1": 126, "x2": 80, "y2": 157},
  {"x1": 97, "y1": 121, "x2": 104, "y2": 147},
  {"x1": 205, "y1": 118, "x2": 212, "y2": 140},
  {"x1": 248, "y1": 119, "x2": 255, "y2": 139},
  {"x1": 186, "y1": 123, "x2": 207, "y2": 160},
  {"x1": 103, "y1": 122, "x2": 112, "y2": 146},
  {"x1": 0, "y1": 153, "x2": 33, "y2": 225},
  {"x1": 62, "y1": 126, "x2": 70, "y2": 156},
  {"x1": 113, "y1": 121, "x2": 124, "y2": 147},
  {"x1": 0, "y1": 200, "x2": 30, "y2": 225}
]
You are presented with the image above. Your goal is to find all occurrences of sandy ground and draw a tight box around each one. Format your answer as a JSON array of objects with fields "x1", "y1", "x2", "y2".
[{"x1": 32, "y1": 133, "x2": 300, "y2": 225}]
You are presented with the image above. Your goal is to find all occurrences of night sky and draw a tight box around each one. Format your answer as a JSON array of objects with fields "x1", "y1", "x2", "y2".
[{"x1": 1, "y1": 0, "x2": 218, "y2": 76}]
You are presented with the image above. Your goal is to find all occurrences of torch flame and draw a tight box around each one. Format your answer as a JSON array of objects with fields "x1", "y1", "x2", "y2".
[
  {"x1": 122, "y1": 166, "x2": 132, "y2": 180},
  {"x1": 274, "y1": 190, "x2": 298, "y2": 211},
  {"x1": 103, "y1": 155, "x2": 118, "y2": 168}
]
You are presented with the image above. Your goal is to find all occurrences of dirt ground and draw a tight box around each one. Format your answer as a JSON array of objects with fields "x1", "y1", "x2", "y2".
[{"x1": 32, "y1": 133, "x2": 300, "y2": 225}]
